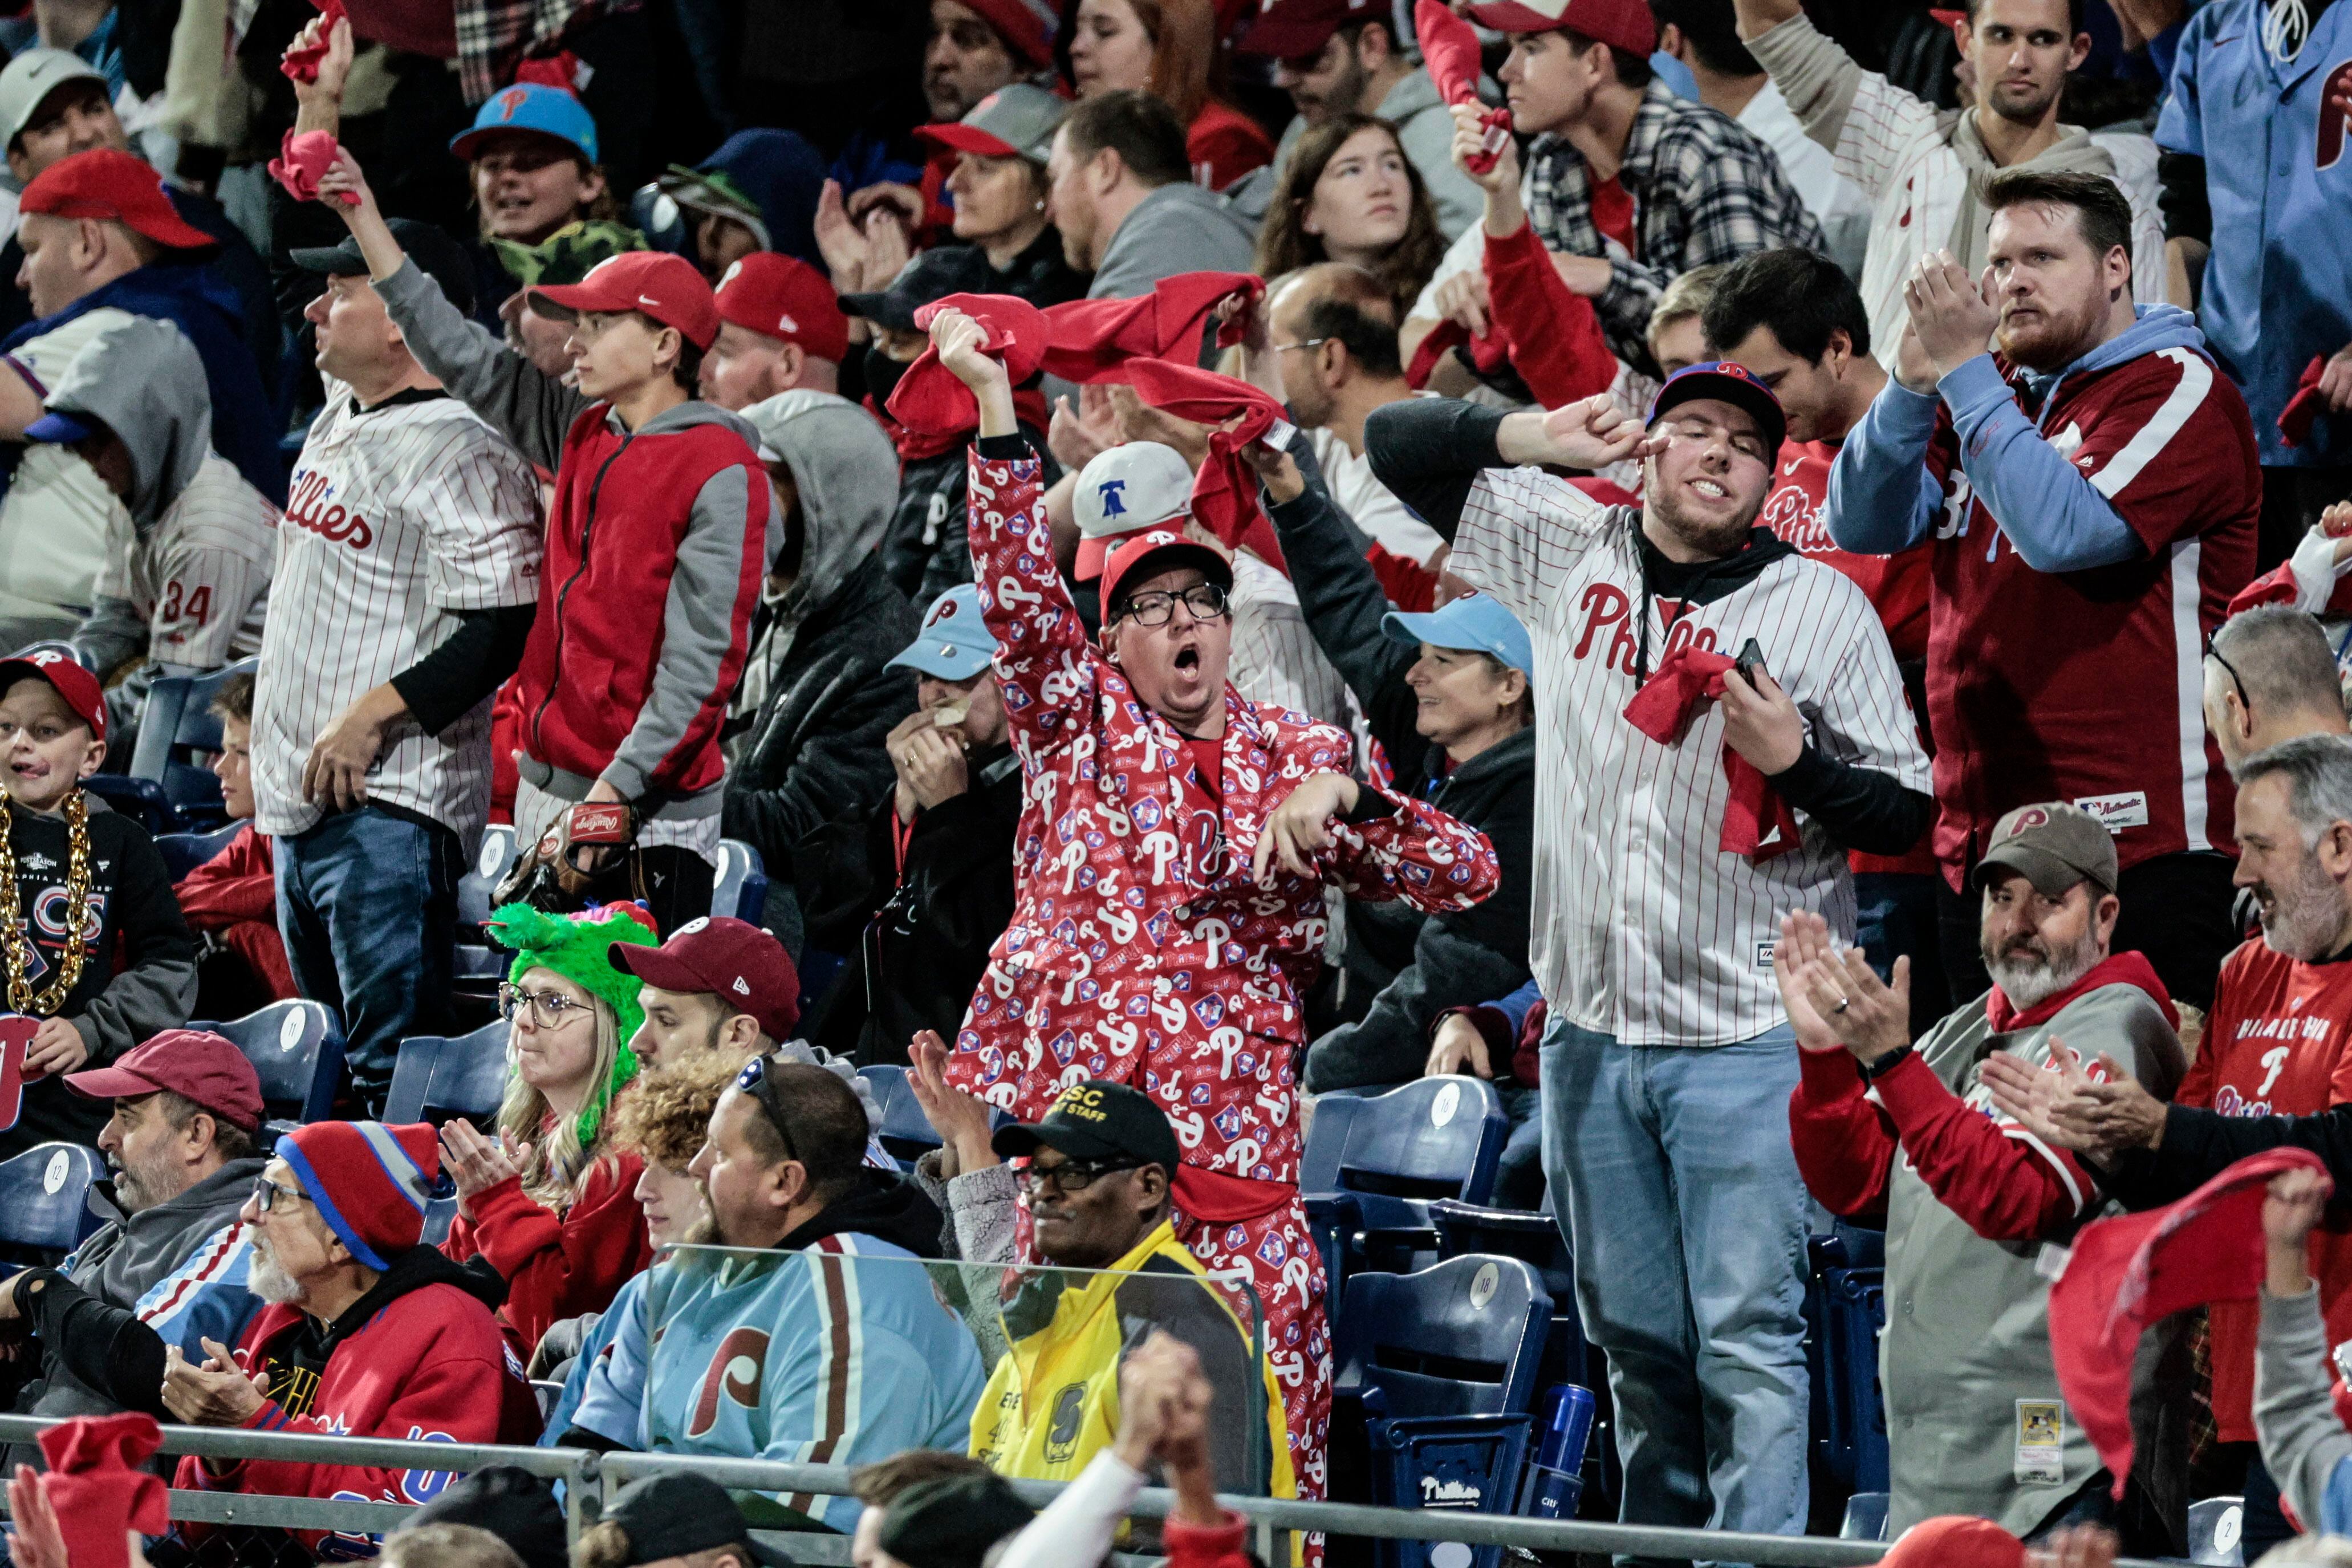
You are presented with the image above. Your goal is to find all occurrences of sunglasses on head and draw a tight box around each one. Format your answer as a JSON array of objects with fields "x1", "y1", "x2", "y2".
[{"x1": 735, "y1": 1053, "x2": 801, "y2": 1165}]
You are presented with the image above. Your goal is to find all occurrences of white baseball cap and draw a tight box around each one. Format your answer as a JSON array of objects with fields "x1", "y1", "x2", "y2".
[
  {"x1": 1073, "y1": 441, "x2": 1195, "y2": 582},
  {"x1": 0, "y1": 49, "x2": 106, "y2": 151}
]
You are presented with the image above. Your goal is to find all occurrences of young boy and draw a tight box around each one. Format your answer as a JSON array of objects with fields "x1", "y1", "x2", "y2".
[
  {"x1": 0, "y1": 652, "x2": 196, "y2": 1156},
  {"x1": 173, "y1": 671, "x2": 295, "y2": 1017}
]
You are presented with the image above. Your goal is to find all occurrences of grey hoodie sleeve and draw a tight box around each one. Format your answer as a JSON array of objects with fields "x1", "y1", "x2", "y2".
[
  {"x1": 911, "y1": 1153, "x2": 1021, "y2": 1264},
  {"x1": 604, "y1": 463, "x2": 763, "y2": 801},
  {"x1": 71, "y1": 596, "x2": 146, "y2": 684},
  {"x1": 2257, "y1": 1283, "x2": 2352, "y2": 1535},
  {"x1": 373, "y1": 258, "x2": 591, "y2": 474}
]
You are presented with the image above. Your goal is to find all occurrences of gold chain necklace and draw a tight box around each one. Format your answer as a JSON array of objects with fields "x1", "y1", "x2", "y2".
[{"x1": 0, "y1": 791, "x2": 92, "y2": 1015}]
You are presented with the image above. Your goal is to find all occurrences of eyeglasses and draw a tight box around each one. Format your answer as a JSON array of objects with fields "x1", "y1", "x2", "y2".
[
  {"x1": 2204, "y1": 630, "x2": 2251, "y2": 716},
  {"x1": 1116, "y1": 583, "x2": 1230, "y2": 628},
  {"x1": 251, "y1": 1176, "x2": 310, "y2": 1214},
  {"x1": 1272, "y1": 337, "x2": 1330, "y2": 355},
  {"x1": 1016, "y1": 1157, "x2": 1142, "y2": 1195},
  {"x1": 734, "y1": 1054, "x2": 801, "y2": 1165},
  {"x1": 499, "y1": 984, "x2": 594, "y2": 1029}
]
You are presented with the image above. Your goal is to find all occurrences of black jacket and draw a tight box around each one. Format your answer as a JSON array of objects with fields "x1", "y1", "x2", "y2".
[
  {"x1": 721, "y1": 553, "x2": 921, "y2": 888},
  {"x1": 1258, "y1": 481, "x2": 1537, "y2": 1093},
  {"x1": 881, "y1": 427, "x2": 1059, "y2": 604},
  {"x1": 807, "y1": 744, "x2": 1023, "y2": 1066}
]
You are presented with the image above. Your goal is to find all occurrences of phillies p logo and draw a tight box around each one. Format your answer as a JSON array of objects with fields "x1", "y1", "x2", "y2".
[{"x1": 687, "y1": 1327, "x2": 770, "y2": 1437}]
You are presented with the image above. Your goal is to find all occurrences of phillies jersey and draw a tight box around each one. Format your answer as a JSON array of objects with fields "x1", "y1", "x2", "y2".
[
  {"x1": 1913, "y1": 343, "x2": 2259, "y2": 882},
  {"x1": 2178, "y1": 939, "x2": 2352, "y2": 1440}
]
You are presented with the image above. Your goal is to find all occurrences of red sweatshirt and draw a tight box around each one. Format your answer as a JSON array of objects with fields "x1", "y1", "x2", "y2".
[
  {"x1": 1165, "y1": 1509, "x2": 1253, "y2": 1568},
  {"x1": 1480, "y1": 218, "x2": 1619, "y2": 411},
  {"x1": 443, "y1": 1153, "x2": 652, "y2": 1355},
  {"x1": 171, "y1": 824, "x2": 297, "y2": 999}
]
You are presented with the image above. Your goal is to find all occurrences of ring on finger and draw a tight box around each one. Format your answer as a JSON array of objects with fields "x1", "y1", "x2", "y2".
[{"x1": 1833, "y1": 997, "x2": 1851, "y2": 1014}]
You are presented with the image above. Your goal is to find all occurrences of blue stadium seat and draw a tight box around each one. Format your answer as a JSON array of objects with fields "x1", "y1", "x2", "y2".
[
  {"x1": 83, "y1": 772, "x2": 181, "y2": 835},
  {"x1": 1333, "y1": 1254, "x2": 1551, "y2": 1568},
  {"x1": 855, "y1": 1064, "x2": 1015, "y2": 1171},
  {"x1": 1303, "y1": 1077, "x2": 1507, "y2": 1293},
  {"x1": 197, "y1": 1000, "x2": 345, "y2": 1124},
  {"x1": 452, "y1": 825, "x2": 519, "y2": 988},
  {"x1": 6, "y1": 641, "x2": 88, "y2": 668},
  {"x1": 156, "y1": 820, "x2": 243, "y2": 880},
  {"x1": 1807, "y1": 1264, "x2": 1889, "y2": 1495},
  {"x1": 0, "y1": 1142, "x2": 103, "y2": 1253},
  {"x1": 1839, "y1": 1492, "x2": 1890, "y2": 1542},
  {"x1": 2189, "y1": 1496, "x2": 2245, "y2": 1566},
  {"x1": 712, "y1": 838, "x2": 768, "y2": 924},
  {"x1": 129, "y1": 660, "x2": 257, "y2": 830},
  {"x1": 383, "y1": 1020, "x2": 511, "y2": 1126}
]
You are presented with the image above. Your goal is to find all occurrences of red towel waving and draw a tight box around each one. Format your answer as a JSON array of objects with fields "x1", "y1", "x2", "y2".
[
  {"x1": 887, "y1": 291, "x2": 1051, "y2": 441},
  {"x1": 1043, "y1": 272, "x2": 1263, "y2": 385},
  {"x1": 1622, "y1": 647, "x2": 1802, "y2": 860},
  {"x1": 1416, "y1": 0, "x2": 1512, "y2": 172},
  {"x1": 280, "y1": 0, "x2": 350, "y2": 82},
  {"x1": 1120, "y1": 358, "x2": 1290, "y2": 572}
]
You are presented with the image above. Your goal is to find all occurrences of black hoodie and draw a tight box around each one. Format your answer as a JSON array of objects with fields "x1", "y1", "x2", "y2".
[{"x1": 779, "y1": 1169, "x2": 950, "y2": 1258}]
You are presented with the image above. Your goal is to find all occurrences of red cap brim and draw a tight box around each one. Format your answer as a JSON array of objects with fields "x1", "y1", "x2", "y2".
[
  {"x1": 913, "y1": 123, "x2": 1025, "y2": 160},
  {"x1": 1236, "y1": 11, "x2": 1346, "y2": 56},
  {"x1": 1075, "y1": 534, "x2": 1113, "y2": 582},
  {"x1": 61, "y1": 1065, "x2": 164, "y2": 1102}
]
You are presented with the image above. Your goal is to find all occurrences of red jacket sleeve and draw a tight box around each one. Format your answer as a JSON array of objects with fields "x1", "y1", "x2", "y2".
[
  {"x1": 172, "y1": 826, "x2": 277, "y2": 929},
  {"x1": 1164, "y1": 1509, "x2": 1254, "y2": 1568},
  {"x1": 1788, "y1": 1045, "x2": 1897, "y2": 1222},
  {"x1": 443, "y1": 1155, "x2": 651, "y2": 1355},
  {"x1": 1481, "y1": 219, "x2": 1619, "y2": 411},
  {"x1": 1868, "y1": 1050, "x2": 2085, "y2": 1241}
]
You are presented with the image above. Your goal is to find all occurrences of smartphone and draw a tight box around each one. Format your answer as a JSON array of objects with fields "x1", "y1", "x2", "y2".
[{"x1": 1733, "y1": 637, "x2": 1765, "y2": 685}]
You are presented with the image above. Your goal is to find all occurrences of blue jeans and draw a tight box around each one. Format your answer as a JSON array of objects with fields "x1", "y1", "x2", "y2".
[
  {"x1": 276, "y1": 807, "x2": 461, "y2": 1103},
  {"x1": 1541, "y1": 1017, "x2": 1811, "y2": 1565}
]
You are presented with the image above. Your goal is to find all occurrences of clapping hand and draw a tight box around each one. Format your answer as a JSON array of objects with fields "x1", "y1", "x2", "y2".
[
  {"x1": 908, "y1": 1029, "x2": 997, "y2": 1179},
  {"x1": 162, "y1": 1337, "x2": 268, "y2": 1427},
  {"x1": 439, "y1": 1118, "x2": 527, "y2": 1210},
  {"x1": 1904, "y1": 250, "x2": 1999, "y2": 381}
]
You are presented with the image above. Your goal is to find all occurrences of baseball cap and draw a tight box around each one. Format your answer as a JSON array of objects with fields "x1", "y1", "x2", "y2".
[
  {"x1": 1099, "y1": 527, "x2": 1236, "y2": 621},
  {"x1": 1975, "y1": 802, "x2": 2119, "y2": 899},
  {"x1": 529, "y1": 250, "x2": 722, "y2": 351},
  {"x1": 64, "y1": 1029, "x2": 264, "y2": 1134},
  {"x1": 1382, "y1": 591, "x2": 1534, "y2": 675},
  {"x1": 838, "y1": 246, "x2": 998, "y2": 333},
  {"x1": 290, "y1": 217, "x2": 480, "y2": 319},
  {"x1": 993, "y1": 1079, "x2": 1181, "y2": 1171},
  {"x1": 956, "y1": 0, "x2": 1061, "y2": 67},
  {"x1": 889, "y1": 584, "x2": 997, "y2": 681},
  {"x1": 716, "y1": 253, "x2": 850, "y2": 363},
  {"x1": 19, "y1": 149, "x2": 214, "y2": 253},
  {"x1": 1647, "y1": 360, "x2": 1786, "y2": 464},
  {"x1": 395, "y1": 1467, "x2": 566, "y2": 1568},
  {"x1": 449, "y1": 83, "x2": 599, "y2": 164},
  {"x1": 609, "y1": 915, "x2": 802, "y2": 1040},
  {"x1": 913, "y1": 83, "x2": 1068, "y2": 164},
  {"x1": 0, "y1": 48, "x2": 106, "y2": 149},
  {"x1": 595, "y1": 1473, "x2": 785, "y2": 1567},
  {"x1": 1468, "y1": 0, "x2": 1658, "y2": 54},
  {"x1": 878, "y1": 1473, "x2": 1037, "y2": 1568},
  {"x1": 1237, "y1": 0, "x2": 1386, "y2": 59},
  {"x1": 0, "y1": 650, "x2": 104, "y2": 742},
  {"x1": 1880, "y1": 1517, "x2": 2024, "y2": 1568},
  {"x1": 1074, "y1": 442, "x2": 1196, "y2": 582}
]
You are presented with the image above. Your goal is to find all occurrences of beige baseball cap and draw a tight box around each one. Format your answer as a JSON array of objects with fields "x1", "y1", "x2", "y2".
[{"x1": 1974, "y1": 802, "x2": 2118, "y2": 898}]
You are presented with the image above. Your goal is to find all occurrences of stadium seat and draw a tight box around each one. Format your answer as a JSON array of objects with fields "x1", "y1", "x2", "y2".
[
  {"x1": 198, "y1": 1000, "x2": 346, "y2": 1124},
  {"x1": 1806, "y1": 1264, "x2": 1890, "y2": 1495},
  {"x1": 82, "y1": 772, "x2": 181, "y2": 835},
  {"x1": 1303, "y1": 1077, "x2": 1507, "y2": 1293},
  {"x1": 712, "y1": 838, "x2": 769, "y2": 924},
  {"x1": 452, "y1": 825, "x2": 519, "y2": 990},
  {"x1": 1332, "y1": 1254, "x2": 1551, "y2": 1568},
  {"x1": 129, "y1": 660, "x2": 258, "y2": 830},
  {"x1": 383, "y1": 1019, "x2": 510, "y2": 1126},
  {"x1": 856, "y1": 1063, "x2": 1012, "y2": 1169},
  {"x1": 2189, "y1": 1497, "x2": 2245, "y2": 1567},
  {"x1": 156, "y1": 820, "x2": 243, "y2": 880},
  {"x1": 1839, "y1": 1492, "x2": 1890, "y2": 1542},
  {"x1": 0, "y1": 1142, "x2": 103, "y2": 1254},
  {"x1": 6, "y1": 640, "x2": 87, "y2": 668}
]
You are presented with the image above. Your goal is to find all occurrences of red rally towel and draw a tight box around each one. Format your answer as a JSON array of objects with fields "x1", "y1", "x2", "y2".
[
  {"x1": 1621, "y1": 647, "x2": 1802, "y2": 861},
  {"x1": 2281, "y1": 355, "x2": 2329, "y2": 448},
  {"x1": 1415, "y1": 0, "x2": 1511, "y2": 172},
  {"x1": 279, "y1": 0, "x2": 349, "y2": 82},
  {"x1": 1042, "y1": 272, "x2": 1262, "y2": 384},
  {"x1": 888, "y1": 292, "x2": 1051, "y2": 439},
  {"x1": 1120, "y1": 358, "x2": 1291, "y2": 572},
  {"x1": 38, "y1": 1413, "x2": 170, "y2": 1568},
  {"x1": 2049, "y1": 1147, "x2": 2330, "y2": 1496},
  {"x1": 268, "y1": 129, "x2": 354, "y2": 205}
]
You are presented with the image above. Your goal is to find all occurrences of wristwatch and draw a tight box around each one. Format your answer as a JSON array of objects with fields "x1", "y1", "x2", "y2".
[{"x1": 1858, "y1": 1043, "x2": 1914, "y2": 1083}]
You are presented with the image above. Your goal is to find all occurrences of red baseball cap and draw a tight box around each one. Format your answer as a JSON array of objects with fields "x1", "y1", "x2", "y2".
[
  {"x1": 1468, "y1": 0, "x2": 1657, "y2": 54},
  {"x1": 1099, "y1": 527, "x2": 1234, "y2": 618},
  {"x1": 19, "y1": 149, "x2": 216, "y2": 253},
  {"x1": 715, "y1": 253, "x2": 850, "y2": 363},
  {"x1": 0, "y1": 650, "x2": 104, "y2": 742},
  {"x1": 610, "y1": 915, "x2": 802, "y2": 1039},
  {"x1": 1236, "y1": 0, "x2": 1387, "y2": 59},
  {"x1": 66, "y1": 1029, "x2": 265, "y2": 1134},
  {"x1": 958, "y1": 0, "x2": 1060, "y2": 67},
  {"x1": 529, "y1": 250, "x2": 722, "y2": 352}
]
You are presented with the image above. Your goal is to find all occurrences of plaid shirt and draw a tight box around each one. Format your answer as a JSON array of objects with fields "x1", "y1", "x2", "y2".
[
  {"x1": 454, "y1": 0, "x2": 637, "y2": 104},
  {"x1": 1526, "y1": 79, "x2": 1826, "y2": 365}
]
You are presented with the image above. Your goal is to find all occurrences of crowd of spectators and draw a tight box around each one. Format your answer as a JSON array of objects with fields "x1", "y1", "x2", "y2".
[{"x1": 0, "y1": 0, "x2": 2345, "y2": 1561}]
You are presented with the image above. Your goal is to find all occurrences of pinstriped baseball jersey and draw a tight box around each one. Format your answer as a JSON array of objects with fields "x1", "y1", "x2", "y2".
[
  {"x1": 251, "y1": 383, "x2": 542, "y2": 847},
  {"x1": 93, "y1": 452, "x2": 275, "y2": 671},
  {"x1": 1449, "y1": 469, "x2": 1931, "y2": 1046}
]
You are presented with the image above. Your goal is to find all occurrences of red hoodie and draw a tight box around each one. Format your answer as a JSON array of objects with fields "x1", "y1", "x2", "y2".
[{"x1": 443, "y1": 1154, "x2": 652, "y2": 1356}]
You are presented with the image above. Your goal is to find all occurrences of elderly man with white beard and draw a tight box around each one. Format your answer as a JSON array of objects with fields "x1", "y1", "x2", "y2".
[{"x1": 1780, "y1": 799, "x2": 2188, "y2": 1548}]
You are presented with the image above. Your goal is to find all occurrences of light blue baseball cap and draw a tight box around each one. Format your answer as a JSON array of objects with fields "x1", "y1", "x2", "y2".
[
  {"x1": 888, "y1": 584, "x2": 995, "y2": 681},
  {"x1": 450, "y1": 83, "x2": 600, "y2": 165},
  {"x1": 1380, "y1": 592, "x2": 1534, "y2": 676}
]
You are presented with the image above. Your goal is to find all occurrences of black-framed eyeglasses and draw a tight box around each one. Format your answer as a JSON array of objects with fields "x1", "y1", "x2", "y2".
[
  {"x1": 1016, "y1": 1157, "x2": 1142, "y2": 1195},
  {"x1": 734, "y1": 1054, "x2": 801, "y2": 1165},
  {"x1": 251, "y1": 1176, "x2": 310, "y2": 1213},
  {"x1": 2204, "y1": 630, "x2": 2251, "y2": 716},
  {"x1": 1116, "y1": 583, "x2": 1230, "y2": 628}
]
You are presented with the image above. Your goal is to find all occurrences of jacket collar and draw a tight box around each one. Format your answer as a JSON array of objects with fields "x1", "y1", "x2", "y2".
[{"x1": 1985, "y1": 948, "x2": 2177, "y2": 1034}]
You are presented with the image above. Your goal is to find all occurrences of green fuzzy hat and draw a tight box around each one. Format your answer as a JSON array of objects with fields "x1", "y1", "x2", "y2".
[
  {"x1": 489, "y1": 218, "x2": 648, "y2": 288},
  {"x1": 488, "y1": 900, "x2": 660, "y2": 1147}
]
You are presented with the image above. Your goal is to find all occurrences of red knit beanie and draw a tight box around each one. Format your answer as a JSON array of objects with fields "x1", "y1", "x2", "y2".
[
  {"x1": 277, "y1": 1120, "x2": 441, "y2": 1270},
  {"x1": 36, "y1": 1413, "x2": 169, "y2": 1568}
]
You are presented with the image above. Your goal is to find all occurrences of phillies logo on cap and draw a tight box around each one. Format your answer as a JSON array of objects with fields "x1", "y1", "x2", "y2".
[
  {"x1": 495, "y1": 87, "x2": 529, "y2": 121},
  {"x1": 2008, "y1": 807, "x2": 2050, "y2": 835},
  {"x1": 27, "y1": 650, "x2": 62, "y2": 667},
  {"x1": 1098, "y1": 479, "x2": 1128, "y2": 517},
  {"x1": 932, "y1": 598, "x2": 960, "y2": 624}
]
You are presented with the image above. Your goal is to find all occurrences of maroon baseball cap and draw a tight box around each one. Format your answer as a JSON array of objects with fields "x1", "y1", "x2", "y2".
[
  {"x1": 19, "y1": 149, "x2": 216, "y2": 253},
  {"x1": 66, "y1": 1029, "x2": 265, "y2": 1134},
  {"x1": 1468, "y1": 0, "x2": 1657, "y2": 54},
  {"x1": 611, "y1": 916, "x2": 801, "y2": 1039},
  {"x1": 0, "y1": 650, "x2": 105, "y2": 742},
  {"x1": 1236, "y1": 0, "x2": 1386, "y2": 59},
  {"x1": 529, "y1": 250, "x2": 722, "y2": 351},
  {"x1": 716, "y1": 253, "x2": 850, "y2": 363}
]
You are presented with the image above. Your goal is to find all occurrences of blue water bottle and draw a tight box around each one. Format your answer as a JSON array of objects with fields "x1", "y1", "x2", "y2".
[{"x1": 1525, "y1": 1383, "x2": 1596, "y2": 1520}]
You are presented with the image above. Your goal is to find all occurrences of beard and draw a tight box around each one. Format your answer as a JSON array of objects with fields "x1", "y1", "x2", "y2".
[
  {"x1": 1647, "y1": 481, "x2": 1756, "y2": 559},
  {"x1": 1982, "y1": 921, "x2": 2104, "y2": 1012},
  {"x1": 246, "y1": 1240, "x2": 303, "y2": 1306},
  {"x1": 108, "y1": 1150, "x2": 177, "y2": 1216},
  {"x1": 2256, "y1": 849, "x2": 2352, "y2": 961}
]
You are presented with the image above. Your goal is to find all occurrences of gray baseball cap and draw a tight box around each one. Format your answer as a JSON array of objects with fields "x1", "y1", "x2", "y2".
[
  {"x1": 0, "y1": 49, "x2": 107, "y2": 152},
  {"x1": 913, "y1": 82, "x2": 1067, "y2": 165},
  {"x1": 1975, "y1": 801, "x2": 2119, "y2": 899}
]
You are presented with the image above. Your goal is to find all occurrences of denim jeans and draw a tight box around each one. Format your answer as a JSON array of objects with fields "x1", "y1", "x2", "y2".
[
  {"x1": 1541, "y1": 1015, "x2": 1811, "y2": 1566},
  {"x1": 276, "y1": 807, "x2": 461, "y2": 1104}
]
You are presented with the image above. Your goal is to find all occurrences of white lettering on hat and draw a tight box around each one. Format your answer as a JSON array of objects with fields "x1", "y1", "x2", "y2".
[
  {"x1": 721, "y1": 260, "x2": 744, "y2": 287},
  {"x1": 778, "y1": 313, "x2": 799, "y2": 333},
  {"x1": 733, "y1": 976, "x2": 751, "y2": 997},
  {"x1": 676, "y1": 917, "x2": 710, "y2": 936},
  {"x1": 28, "y1": 649, "x2": 60, "y2": 667}
]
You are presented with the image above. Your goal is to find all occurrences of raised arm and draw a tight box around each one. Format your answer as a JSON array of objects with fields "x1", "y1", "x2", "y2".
[{"x1": 1824, "y1": 347, "x2": 1946, "y2": 556}]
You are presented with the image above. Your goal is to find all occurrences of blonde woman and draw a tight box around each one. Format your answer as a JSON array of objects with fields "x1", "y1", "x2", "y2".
[{"x1": 441, "y1": 900, "x2": 661, "y2": 1352}]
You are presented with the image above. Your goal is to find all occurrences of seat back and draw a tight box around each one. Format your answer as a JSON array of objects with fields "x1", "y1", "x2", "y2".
[
  {"x1": 82, "y1": 773, "x2": 181, "y2": 834},
  {"x1": 204, "y1": 1000, "x2": 346, "y2": 1123},
  {"x1": 0, "y1": 1142, "x2": 102, "y2": 1252},
  {"x1": 156, "y1": 820, "x2": 245, "y2": 880},
  {"x1": 129, "y1": 660, "x2": 256, "y2": 827},
  {"x1": 1839, "y1": 1493, "x2": 1891, "y2": 1542},
  {"x1": 1311, "y1": 1078, "x2": 1506, "y2": 1205},
  {"x1": 1299, "y1": 1092, "x2": 1364, "y2": 1195},
  {"x1": 383, "y1": 1020, "x2": 512, "y2": 1126},
  {"x1": 458, "y1": 824, "x2": 518, "y2": 931},
  {"x1": 6, "y1": 641, "x2": 84, "y2": 667},
  {"x1": 2189, "y1": 1497, "x2": 2245, "y2": 1567},
  {"x1": 712, "y1": 838, "x2": 769, "y2": 924},
  {"x1": 858, "y1": 1064, "x2": 940, "y2": 1165},
  {"x1": 1336, "y1": 1254, "x2": 1549, "y2": 1423}
]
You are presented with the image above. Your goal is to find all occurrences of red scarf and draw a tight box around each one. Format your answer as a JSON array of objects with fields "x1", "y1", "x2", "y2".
[
  {"x1": 1983, "y1": 949, "x2": 2178, "y2": 1035},
  {"x1": 1119, "y1": 359, "x2": 1289, "y2": 571},
  {"x1": 1620, "y1": 647, "x2": 1801, "y2": 860}
]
